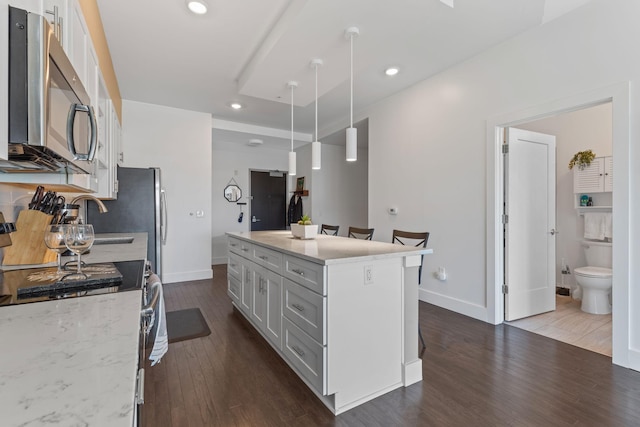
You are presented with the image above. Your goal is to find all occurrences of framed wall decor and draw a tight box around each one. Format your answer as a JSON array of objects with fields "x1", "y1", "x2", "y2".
[{"x1": 296, "y1": 176, "x2": 305, "y2": 192}]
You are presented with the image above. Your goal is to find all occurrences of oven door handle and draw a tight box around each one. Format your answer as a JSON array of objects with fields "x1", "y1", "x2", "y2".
[
  {"x1": 141, "y1": 281, "x2": 161, "y2": 318},
  {"x1": 66, "y1": 103, "x2": 97, "y2": 161}
]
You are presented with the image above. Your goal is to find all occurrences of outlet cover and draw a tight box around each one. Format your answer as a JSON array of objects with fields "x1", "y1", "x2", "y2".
[{"x1": 364, "y1": 265, "x2": 374, "y2": 284}]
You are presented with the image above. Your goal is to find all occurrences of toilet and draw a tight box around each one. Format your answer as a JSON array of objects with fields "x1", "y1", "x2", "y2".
[{"x1": 574, "y1": 240, "x2": 612, "y2": 314}]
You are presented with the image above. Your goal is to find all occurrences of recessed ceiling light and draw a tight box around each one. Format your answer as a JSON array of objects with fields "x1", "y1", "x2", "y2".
[
  {"x1": 186, "y1": 0, "x2": 208, "y2": 15},
  {"x1": 248, "y1": 139, "x2": 263, "y2": 147},
  {"x1": 230, "y1": 102, "x2": 243, "y2": 110},
  {"x1": 385, "y1": 67, "x2": 400, "y2": 76}
]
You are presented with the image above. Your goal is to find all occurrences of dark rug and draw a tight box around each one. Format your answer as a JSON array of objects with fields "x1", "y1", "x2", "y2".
[{"x1": 166, "y1": 308, "x2": 211, "y2": 344}]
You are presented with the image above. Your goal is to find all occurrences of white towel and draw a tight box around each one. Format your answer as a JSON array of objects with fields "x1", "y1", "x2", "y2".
[
  {"x1": 604, "y1": 212, "x2": 613, "y2": 239},
  {"x1": 148, "y1": 274, "x2": 168, "y2": 366},
  {"x1": 584, "y1": 212, "x2": 606, "y2": 240}
]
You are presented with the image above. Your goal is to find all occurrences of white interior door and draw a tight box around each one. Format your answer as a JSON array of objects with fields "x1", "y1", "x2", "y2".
[{"x1": 504, "y1": 128, "x2": 556, "y2": 321}]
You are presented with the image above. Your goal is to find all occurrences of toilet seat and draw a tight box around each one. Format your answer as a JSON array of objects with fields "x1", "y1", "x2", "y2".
[{"x1": 574, "y1": 266, "x2": 612, "y2": 278}]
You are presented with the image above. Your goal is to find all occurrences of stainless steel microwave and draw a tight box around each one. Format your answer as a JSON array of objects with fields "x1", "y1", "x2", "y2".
[{"x1": 5, "y1": 6, "x2": 96, "y2": 174}]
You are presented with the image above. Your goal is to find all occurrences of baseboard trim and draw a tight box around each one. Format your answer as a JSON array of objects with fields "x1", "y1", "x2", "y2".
[
  {"x1": 212, "y1": 256, "x2": 228, "y2": 265},
  {"x1": 163, "y1": 269, "x2": 213, "y2": 284},
  {"x1": 419, "y1": 288, "x2": 490, "y2": 323},
  {"x1": 626, "y1": 348, "x2": 640, "y2": 372}
]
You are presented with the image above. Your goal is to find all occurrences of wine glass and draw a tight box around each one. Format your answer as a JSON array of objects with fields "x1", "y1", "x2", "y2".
[
  {"x1": 44, "y1": 224, "x2": 68, "y2": 274},
  {"x1": 64, "y1": 224, "x2": 95, "y2": 277}
]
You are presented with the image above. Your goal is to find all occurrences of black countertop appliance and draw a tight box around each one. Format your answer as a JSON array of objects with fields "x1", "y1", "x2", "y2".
[{"x1": 0, "y1": 260, "x2": 146, "y2": 306}]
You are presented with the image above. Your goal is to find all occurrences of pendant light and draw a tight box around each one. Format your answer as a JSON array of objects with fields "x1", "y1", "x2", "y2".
[
  {"x1": 345, "y1": 27, "x2": 359, "y2": 162},
  {"x1": 288, "y1": 81, "x2": 298, "y2": 176},
  {"x1": 310, "y1": 59, "x2": 323, "y2": 170}
]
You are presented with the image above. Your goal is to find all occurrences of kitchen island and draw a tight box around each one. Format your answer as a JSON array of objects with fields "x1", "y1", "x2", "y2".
[
  {"x1": 226, "y1": 230, "x2": 432, "y2": 415},
  {"x1": 0, "y1": 233, "x2": 148, "y2": 426}
]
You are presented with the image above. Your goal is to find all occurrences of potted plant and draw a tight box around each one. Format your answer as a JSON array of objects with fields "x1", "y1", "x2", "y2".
[
  {"x1": 568, "y1": 149, "x2": 596, "y2": 170},
  {"x1": 291, "y1": 214, "x2": 318, "y2": 239}
]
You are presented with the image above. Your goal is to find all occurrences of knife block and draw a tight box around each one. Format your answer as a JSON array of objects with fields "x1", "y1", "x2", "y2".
[{"x1": 2, "y1": 210, "x2": 57, "y2": 265}]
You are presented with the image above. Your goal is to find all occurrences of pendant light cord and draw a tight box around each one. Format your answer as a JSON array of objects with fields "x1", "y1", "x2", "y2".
[
  {"x1": 350, "y1": 32, "x2": 353, "y2": 128},
  {"x1": 315, "y1": 65, "x2": 318, "y2": 140},
  {"x1": 291, "y1": 85, "x2": 294, "y2": 152}
]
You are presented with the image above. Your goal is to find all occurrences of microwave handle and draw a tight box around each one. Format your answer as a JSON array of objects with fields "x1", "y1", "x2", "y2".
[{"x1": 67, "y1": 104, "x2": 98, "y2": 162}]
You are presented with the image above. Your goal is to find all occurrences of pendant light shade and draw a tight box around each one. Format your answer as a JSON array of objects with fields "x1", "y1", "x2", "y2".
[
  {"x1": 288, "y1": 81, "x2": 298, "y2": 176},
  {"x1": 310, "y1": 59, "x2": 323, "y2": 170},
  {"x1": 346, "y1": 127, "x2": 357, "y2": 161},
  {"x1": 289, "y1": 151, "x2": 297, "y2": 176},
  {"x1": 345, "y1": 27, "x2": 359, "y2": 162}
]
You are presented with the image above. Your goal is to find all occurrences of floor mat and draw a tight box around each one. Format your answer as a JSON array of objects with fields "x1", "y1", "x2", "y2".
[{"x1": 166, "y1": 308, "x2": 211, "y2": 344}]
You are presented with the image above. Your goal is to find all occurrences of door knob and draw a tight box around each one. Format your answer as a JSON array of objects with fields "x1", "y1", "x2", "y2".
[{"x1": 550, "y1": 229, "x2": 559, "y2": 235}]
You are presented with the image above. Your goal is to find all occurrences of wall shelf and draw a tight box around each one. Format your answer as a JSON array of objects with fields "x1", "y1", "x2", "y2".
[{"x1": 576, "y1": 206, "x2": 612, "y2": 215}]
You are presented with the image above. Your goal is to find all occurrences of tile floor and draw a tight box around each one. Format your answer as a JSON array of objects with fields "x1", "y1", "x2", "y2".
[{"x1": 506, "y1": 295, "x2": 612, "y2": 356}]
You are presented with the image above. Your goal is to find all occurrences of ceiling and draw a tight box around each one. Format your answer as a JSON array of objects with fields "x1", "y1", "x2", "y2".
[{"x1": 96, "y1": 0, "x2": 592, "y2": 151}]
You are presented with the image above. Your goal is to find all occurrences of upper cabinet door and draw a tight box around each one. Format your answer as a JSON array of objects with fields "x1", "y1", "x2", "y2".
[
  {"x1": 604, "y1": 156, "x2": 613, "y2": 192},
  {"x1": 574, "y1": 157, "x2": 605, "y2": 193},
  {"x1": 68, "y1": 0, "x2": 87, "y2": 84},
  {"x1": 573, "y1": 156, "x2": 613, "y2": 194}
]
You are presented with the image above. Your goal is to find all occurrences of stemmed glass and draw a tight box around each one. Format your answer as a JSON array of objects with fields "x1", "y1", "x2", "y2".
[
  {"x1": 64, "y1": 224, "x2": 95, "y2": 278},
  {"x1": 44, "y1": 224, "x2": 68, "y2": 274}
]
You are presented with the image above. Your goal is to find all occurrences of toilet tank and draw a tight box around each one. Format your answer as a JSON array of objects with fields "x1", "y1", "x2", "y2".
[{"x1": 582, "y1": 240, "x2": 612, "y2": 268}]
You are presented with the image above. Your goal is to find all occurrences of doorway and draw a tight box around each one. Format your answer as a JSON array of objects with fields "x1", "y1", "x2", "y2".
[
  {"x1": 250, "y1": 170, "x2": 287, "y2": 231},
  {"x1": 504, "y1": 106, "x2": 613, "y2": 356},
  {"x1": 486, "y1": 82, "x2": 630, "y2": 367}
]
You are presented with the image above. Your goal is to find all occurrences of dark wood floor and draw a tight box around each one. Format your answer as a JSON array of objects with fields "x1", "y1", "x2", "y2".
[{"x1": 143, "y1": 265, "x2": 640, "y2": 426}]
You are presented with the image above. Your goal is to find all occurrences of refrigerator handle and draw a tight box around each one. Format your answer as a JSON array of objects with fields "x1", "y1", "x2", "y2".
[{"x1": 161, "y1": 189, "x2": 168, "y2": 244}]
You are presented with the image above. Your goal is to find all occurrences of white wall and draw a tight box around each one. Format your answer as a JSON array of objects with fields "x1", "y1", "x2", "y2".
[
  {"x1": 211, "y1": 143, "x2": 288, "y2": 264},
  {"x1": 299, "y1": 144, "x2": 369, "y2": 237},
  {"x1": 122, "y1": 100, "x2": 212, "y2": 283},
  {"x1": 518, "y1": 103, "x2": 612, "y2": 291},
  {"x1": 360, "y1": 0, "x2": 638, "y2": 367}
]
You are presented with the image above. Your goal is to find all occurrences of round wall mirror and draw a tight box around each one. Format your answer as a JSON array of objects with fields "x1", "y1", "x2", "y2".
[{"x1": 224, "y1": 184, "x2": 242, "y2": 202}]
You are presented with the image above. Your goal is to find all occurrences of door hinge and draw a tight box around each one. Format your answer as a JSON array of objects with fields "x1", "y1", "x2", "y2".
[
  {"x1": 502, "y1": 214, "x2": 509, "y2": 224},
  {"x1": 502, "y1": 144, "x2": 509, "y2": 154},
  {"x1": 502, "y1": 284, "x2": 508, "y2": 294}
]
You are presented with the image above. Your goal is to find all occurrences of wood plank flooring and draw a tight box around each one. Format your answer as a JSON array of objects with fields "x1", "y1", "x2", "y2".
[{"x1": 142, "y1": 265, "x2": 640, "y2": 426}]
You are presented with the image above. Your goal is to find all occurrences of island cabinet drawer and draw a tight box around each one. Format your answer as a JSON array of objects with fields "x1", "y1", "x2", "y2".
[
  {"x1": 228, "y1": 237, "x2": 252, "y2": 258},
  {"x1": 283, "y1": 279, "x2": 326, "y2": 345},
  {"x1": 282, "y1": 317, "x2": 326, "y2": 395},
  {"x1": 227, "y1": 252, "x2": 242, "y2": 281},
  {"x1": 283, "y1": 255, "x2": 325, "y2": 295},
  {"x1": 227, "y1": 275, "x2": 241, "y2": 304},
  {"x1": 252, "y1": 245, "x2": 283, "y2": 274}
]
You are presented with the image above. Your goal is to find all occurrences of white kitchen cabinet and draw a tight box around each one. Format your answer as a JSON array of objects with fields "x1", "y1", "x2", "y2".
[
  {"x1": 573, "y1": 156, "x2": 613, "y2": 193},
  {"x1": 92, "y1": 75, "x2": 119, "y2": 199},
  {"x1": 114, "y1": 113, "x2": 123, "y2": 167},
  {"x1": 239, "y1": 261, "x2": 253, "y2": 317},
  {"x1": 251, "y1": 265, "x2": 282, "y2": 350},
  {"x1": 67, "y1": 0, "x2": 87, "y2": 84},
  {"x1": 227, "y1": 231, "x2": 427, "y2": 415}
]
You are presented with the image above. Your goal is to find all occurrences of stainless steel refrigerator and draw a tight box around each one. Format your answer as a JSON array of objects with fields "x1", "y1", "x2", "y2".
[{"x1": 87, "y1": 167, "x2": 167, "y2": 278}]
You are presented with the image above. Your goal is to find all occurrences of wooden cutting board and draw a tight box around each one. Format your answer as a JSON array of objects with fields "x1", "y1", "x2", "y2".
[{"x1": 2, "y1": 210, "x2": 57, "y2": 265}]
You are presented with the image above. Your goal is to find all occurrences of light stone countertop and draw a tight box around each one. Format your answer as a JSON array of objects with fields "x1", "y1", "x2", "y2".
[
  {"x1": 227, "y1": 230, "x2": 433, "y2": 265},
  {"x1": 0, "y1": 291, "x2": 142, "y2": 426},
  {"x1": 0, "y1": 232, "x2": 148, "y2": 426}
]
